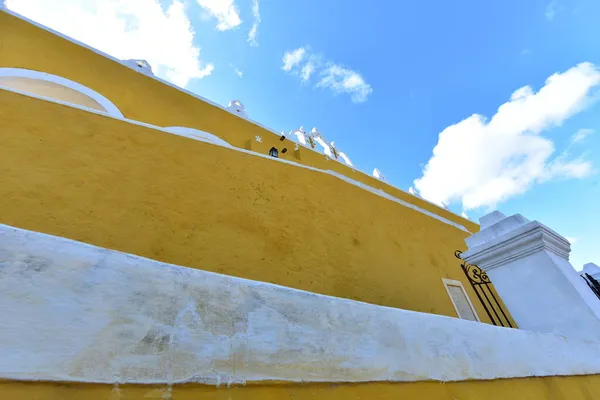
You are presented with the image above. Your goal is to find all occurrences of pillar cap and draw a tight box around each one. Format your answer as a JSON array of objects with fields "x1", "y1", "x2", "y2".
[{"x1": 462, "y1": 211, "x2": 570, "y2": 271}]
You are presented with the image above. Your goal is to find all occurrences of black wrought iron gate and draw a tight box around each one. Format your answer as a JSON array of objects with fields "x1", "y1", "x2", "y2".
[{"x1": 454, "y1": 250, "x2": 513, "y2": 327}]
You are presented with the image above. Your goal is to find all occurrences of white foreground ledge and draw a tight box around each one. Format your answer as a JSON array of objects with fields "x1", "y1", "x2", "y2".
[{"x1": 0, "y1": 224, "x2": 599, "y2": 385}]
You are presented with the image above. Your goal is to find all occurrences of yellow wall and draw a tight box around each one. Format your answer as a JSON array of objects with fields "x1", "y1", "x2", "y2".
[
  {"x1": 0, "y1": 10, "x2": 478, "y2": 234},
  {"x1": 2, "y1": 375, "x2": 600, "y2": 400},
  {"x1": 0, "y1": 88, "x2": 506, "y2": 322}
]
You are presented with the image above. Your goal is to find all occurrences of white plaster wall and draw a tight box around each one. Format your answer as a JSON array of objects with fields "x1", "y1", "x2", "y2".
[
  {"x1": 463, "y1": 214, "x2": 600, "y2": 342},
  {"x1": 485, "y1": 250, "x2": 600, "y2": 340},
  {"x1": 1, "y1": 225, "x2": 600, "y2": 385}
]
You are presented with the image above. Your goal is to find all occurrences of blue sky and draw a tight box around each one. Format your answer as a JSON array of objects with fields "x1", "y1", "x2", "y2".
[{"x1": 5, "y1": 0, "x2": 600, "y2": 269}]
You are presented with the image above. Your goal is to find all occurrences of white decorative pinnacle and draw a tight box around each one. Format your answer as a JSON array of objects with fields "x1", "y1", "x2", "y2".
[
  {"x1": 227, "y1": 100, "x2": 248, "y2": 119},
  {"x1": 291, "y1": 126, "x2": 307, "y2": 145},
  {"x1": 311, "y1": 128, "x2": 333, "y2": 157},
  {"x1": 310, "y1": 127, "x2": 322, "y2": 139},
  {"x1": 122, "y1": 59, "x2": 154, "y2": 76},
  {"x1": 288, "y1": 126, "x2": 353, "y2": 166},
  {"x1": 373, "y1": 168, "x2": 386, "y2": 181}
]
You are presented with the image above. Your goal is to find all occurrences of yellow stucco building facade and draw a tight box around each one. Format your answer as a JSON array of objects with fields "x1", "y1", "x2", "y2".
[{"x1": 1, "y1": 8, "x2": 600, "y2": 399}]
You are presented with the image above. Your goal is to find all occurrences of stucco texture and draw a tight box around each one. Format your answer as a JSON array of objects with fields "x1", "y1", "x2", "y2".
[
  {"x1": 0, "y1": 224, "x2": 595, "y2": 385},
  {"x1": 2, "y1": 377, "x2": 600, "y2": 400},
  {"x1": 0, "y1": 10, "x2": 478, "y2": 234},
  {"x1": 0, "y1": 88, "x2": 510, "y2": 322}
]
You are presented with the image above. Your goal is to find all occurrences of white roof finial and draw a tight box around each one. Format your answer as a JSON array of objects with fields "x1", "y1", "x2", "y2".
[
  {"x1": 122, "y1": 59, "x2": 154, "y2": 76},
  {"x1": 292, "y1": 127, "x2": 307, "y2": 145},
  {"x1": 373, "y1": 168, "x2": 386, "y2": 181},
  {"x1": 227, "y1": 100, "x2": 248, "y2": 119}
]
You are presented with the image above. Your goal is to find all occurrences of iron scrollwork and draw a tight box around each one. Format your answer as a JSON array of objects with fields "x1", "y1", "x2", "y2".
[
  {"x1": 454, "y1": 250, "x2": 513, "y2": 328},
  {"x1": 454, "y1": 250, "x2": 490, "y2": 285}
]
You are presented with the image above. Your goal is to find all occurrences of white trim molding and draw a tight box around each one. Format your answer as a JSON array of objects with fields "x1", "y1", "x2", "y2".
[
  {"x1": 442, "y1": 278, "x2": 480, "y2": 322},
  {"x1": 163, "y1": 126, "x2": 232, "y2": 148},
  {"x1": 0, "y1": 67, "x2": 123, "y2": 117},
  {"x1": 0, "y1": 85, "x2": 469, "y2": 234}
]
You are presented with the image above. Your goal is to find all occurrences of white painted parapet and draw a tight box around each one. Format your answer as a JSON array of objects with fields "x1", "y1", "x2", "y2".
[
  {"x1": 1, "y1": 224, "x2": 600, "y2": 385},
  {"x1": 461, "y1": 211, "x2": 600, "y2": 342}
]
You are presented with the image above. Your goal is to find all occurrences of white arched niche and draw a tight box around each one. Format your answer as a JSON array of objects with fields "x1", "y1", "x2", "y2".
[
  {"x1": 163, "y1": 126, "x2": 232, "y2": 148},
  {"x1": 0, "y1": 68, "x2": 123, "y2": 117}
]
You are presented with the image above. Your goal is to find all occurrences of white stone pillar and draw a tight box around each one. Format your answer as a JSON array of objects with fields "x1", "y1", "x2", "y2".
[{"x1": 461, "y1": 211, "x2": 600, "y2": 342}]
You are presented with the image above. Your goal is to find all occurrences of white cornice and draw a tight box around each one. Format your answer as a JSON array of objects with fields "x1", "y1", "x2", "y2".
[{"x1": 462, "y1": 220, "x2": 571, "y2": 271}]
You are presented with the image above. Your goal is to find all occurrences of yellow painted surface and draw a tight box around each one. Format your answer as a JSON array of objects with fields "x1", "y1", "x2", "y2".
[
  {"x1": 0, "y1": 10, "x2": 478, "y2": 234},
  {"x1": 2, "y1": 375, "x2": 600, "y2": 400},
  {"x1": 0, "y1": 89, "x2": 505, "y2": 322}
]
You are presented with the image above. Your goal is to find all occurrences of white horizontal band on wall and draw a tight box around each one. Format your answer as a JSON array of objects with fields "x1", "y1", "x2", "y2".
[
  {"x1": 0, "y1": 223, "x2": 599, "y2": 386},
  {"x1": 163, "y1": 126, "x2": 233, "y2": 148},
  {"x1": 0, "y1": 85, "x2": 471, "y2": 233},
  {"x1": 0, "y1": 67, "x2": 123, "y2": 117}
]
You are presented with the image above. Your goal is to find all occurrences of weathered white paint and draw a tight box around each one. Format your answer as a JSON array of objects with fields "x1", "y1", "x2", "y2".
[
  {"x1": 0, "y1": 67, "x2": 123, "y2": 117},
  {"x1": 1, "y1": 224, "x2": 600, "y2": 385},
  {"x1": 1, "y1": 85, "x2": 470, "y2": 233},
  {"x1": 462, "y1": 211, "x2": 600, "y2": 341},
  {"x1": 163, "y1": 126, "x2": 232, "y2": 148}
]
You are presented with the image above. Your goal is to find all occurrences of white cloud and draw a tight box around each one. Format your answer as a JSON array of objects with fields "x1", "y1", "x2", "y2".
[
  {"x1": 545, "y1": 1, "x2": 557, "y2": 21},
  {"x1": 282, "y1": 47, "x2": 306, "y2": 71},
  {"x1": 414, "y1": 62, "x2": 600, "y2": 211},
  {"x1": 247, "y1": 0, "x2": 260, "y2": 46},
  {"x1": 6, "y1": 0, "x2": 214, "y2": 88},
  {"x1": 317, "y1": 64, "x2": 372, "y2": 103},
  {"x1": 282, "y1": 47, "x2": 372, "y2": 103},
  {"x1": 300, "y1": 58, "x2": 316, "y2": 82},
  {"x1": 196, "y1": 0, "x2": 241, "y2": 31},
  {"x1": 572, "y1": 128, "x2": 594, "y2": 143},
  {"x1": 566, "y1": 236, "x2": 578, "y2": 244},
  {"x1": 234, "y1": 68, "x2": 243, "y2": 77}
]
